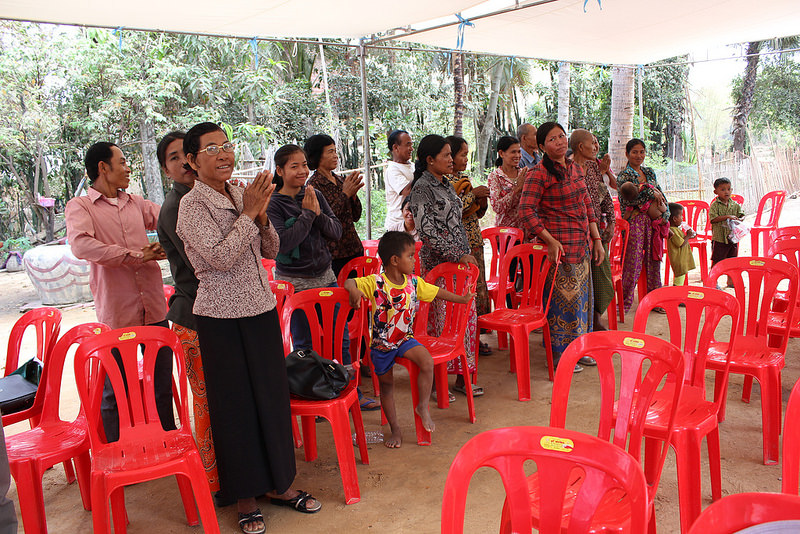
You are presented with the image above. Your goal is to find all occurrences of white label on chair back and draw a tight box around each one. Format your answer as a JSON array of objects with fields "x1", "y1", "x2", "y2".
[
  {"x1": 118, "y1": 331, "x2": 136, "y2": 341},
  {"x1": 687, "y1": 291, "x2": 705, "y2": 300},
  {"x1": 623, "y1": 337, "x2": 645, "y2": 348},
  {"x1": 319, "y1": 290, "x2": 333, "y2": 297},
  {"x1": 750, "y1": 260, "x2": 765, "y2": 266},
  {"x1": 540, "y1": 436, "x2": 574, "y2": 452}
]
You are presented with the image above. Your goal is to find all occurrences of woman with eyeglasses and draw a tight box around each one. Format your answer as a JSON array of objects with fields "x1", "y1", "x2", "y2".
[
  {"x1": 518, "y1": 122, "x2": 605, "y2": 374},
  {"x1": 177, "y1": 123, "x2": 321, "y2": 534}
]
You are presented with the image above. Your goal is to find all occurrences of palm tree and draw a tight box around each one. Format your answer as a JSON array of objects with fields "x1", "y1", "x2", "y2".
[{"x1": 609, "y1": 65, "x2": 635, "y2": 172}]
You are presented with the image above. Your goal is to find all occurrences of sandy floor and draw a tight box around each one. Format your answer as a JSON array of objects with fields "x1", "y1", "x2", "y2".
[{"x1": 0, "y1": 199, "x2": 798, "y2": 533}]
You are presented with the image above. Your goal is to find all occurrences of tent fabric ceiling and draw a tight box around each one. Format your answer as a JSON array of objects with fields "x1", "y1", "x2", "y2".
[
  {"x1": 395, "y1": 0, "x2": 800, "y2": 64},
  {"x1": 0, "y1": 0, "x2": 482, "y2": 40}
]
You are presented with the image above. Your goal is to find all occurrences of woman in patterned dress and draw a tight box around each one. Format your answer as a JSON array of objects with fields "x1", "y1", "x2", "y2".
[{"x1": 407, "y1": 135, "x2": 483, "y2": 398}]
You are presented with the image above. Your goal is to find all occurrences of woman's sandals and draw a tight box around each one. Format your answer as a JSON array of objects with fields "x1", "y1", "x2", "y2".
[
  {"x1": 238, "y1": 509, "x2": 266, "y2": 534},
  {"x1": 269, "y1": 490, "x2": 322, "y2": 514}
]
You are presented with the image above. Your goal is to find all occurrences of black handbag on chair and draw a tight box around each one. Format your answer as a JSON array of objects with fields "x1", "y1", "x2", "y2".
[
  {"x1": 0, "y1": 358, "x2": 43, "y2": 415},
  {"x1": 285, "y1": 349, "x2": 349, "y2": 401}
]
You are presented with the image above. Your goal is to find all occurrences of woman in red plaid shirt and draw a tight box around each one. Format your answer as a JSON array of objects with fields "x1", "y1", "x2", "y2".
[{"x1": 519, "y1": 122, "x2": 605, "y2": 374}]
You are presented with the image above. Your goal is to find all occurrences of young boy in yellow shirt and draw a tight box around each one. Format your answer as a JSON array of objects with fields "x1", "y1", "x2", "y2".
[{"x1": 344, "y1": 231, "x2": 474, "y2": 448}]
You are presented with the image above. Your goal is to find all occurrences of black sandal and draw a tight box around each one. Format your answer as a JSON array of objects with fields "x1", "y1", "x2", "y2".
[
  {"x1": 269, "y1": 490, "x2": 322, "y2": 514},
  {"x1": 238, "y1": 509, "x2": 265, "y2": 534}
]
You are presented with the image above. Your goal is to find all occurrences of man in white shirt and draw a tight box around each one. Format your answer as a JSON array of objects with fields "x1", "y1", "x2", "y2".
[
  {"x1": 517, "y1": 123, "x2": 541, "y2": 169},
  {"x1": 384, "y1": 129, "x2": 414, "y2": 231}
]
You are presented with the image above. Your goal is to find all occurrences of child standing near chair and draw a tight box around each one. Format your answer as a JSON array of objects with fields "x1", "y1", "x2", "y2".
[
  {"x1": 709, "y1": 178, "x2": 745, "y2": 286},
  {"x1": 667, "y1": 203, "x2": 696, "y2": 286},
  {"x1": 344, "y1": 231, "x2": 474, "y2": 449}
]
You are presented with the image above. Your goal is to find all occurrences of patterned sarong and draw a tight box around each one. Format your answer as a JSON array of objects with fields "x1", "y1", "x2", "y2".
[
  {"x1": 544, "y1": 257, "x2": 593, "y2": 354},
  {"x1": 592, "y1": 244, "x2": 614, "y2": 314}
]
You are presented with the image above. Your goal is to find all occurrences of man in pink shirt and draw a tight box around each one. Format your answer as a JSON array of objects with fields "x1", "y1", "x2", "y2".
[{"x1": 66, "y1": 142, "x2": 175, "y2": 441}]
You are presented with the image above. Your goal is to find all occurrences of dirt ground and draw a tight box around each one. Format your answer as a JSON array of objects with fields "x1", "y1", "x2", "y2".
[{"x1": 1, "y1": 199, "x2": 798, "y2": 533}]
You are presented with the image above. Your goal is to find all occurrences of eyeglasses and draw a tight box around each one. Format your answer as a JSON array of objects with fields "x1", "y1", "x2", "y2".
[{"x1": 197, "y1": 142, "x2": 236, "y2": 156}]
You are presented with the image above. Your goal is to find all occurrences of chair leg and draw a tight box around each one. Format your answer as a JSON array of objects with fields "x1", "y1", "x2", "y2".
[
  {"x1": 616, "y1": 281, "x2": 625, "y2": 323},
  {"x1": 301, "y1": 415, "x2": 318, "y2": 461},
  {"x1": 74, "y1": 450, "x2": 93, "y2": 511},
  {"x1": 62, "y1": 459, "x2": 76, "y2": 484},
  {"x1": 708, "y1": 427, "x2": 722, "y2": 501},
  {"x1": 91, "y1": 475, "x2": 112, "y2": 534},
  {"x1": 187, "y1": 465, "x2": 221, "y2": 534},
  {"x1": 13, "y1": 461, "x2": 47, "y2": 534},
  {"x1": 761, "y1": 370, "x2": 782, "y2": 465},
  {"x1": 698, "y1": 244, "x2": 709, "y2": 283},
  {"x1": 742, "y1": 375, "x2": 753, "y2": 403},
  {"x1": 176, "y1": 473, "x2": 200, "y2": 526},
  {"x1": 511, "y1": 329, "x2": 531, "y2": 402},
  {"x1": 713, "y1": 370, "x2": 729, "y2": 423},
  {"x1": 459, "y1": 354, "x2": 475, "y2": 424},
  {"x1": 329, "y1": 404, "x2": 361, "y2": 504},
  {"x1": 434, "y1": 363, "x2": 450, "y2": 409},
  {"x1": 507, "y1": 332, "x2": 516, "y2": 373},
  {"x1": 664, "y1": 254, "x2": 672, "y2": 287},
  {"x1": 110, "y1": 486, "x2": 128, "y2": 534},
  {"x1": 406, "y1": 362, "x2": 431, "y2": 446},
  {"x1": 349, "y1": 398, "x2": 370, "y2": 463},
  {"x1": 543, "y1": 326, "x2": 554, "y2": 383},
  {"x1": 608, "y1": 293, "x2": 618, "y2": 330},
  {"x1": 291, "y1": 416, "x2": 303, "y2": 449},
  {"x1": 674, "y1": 432, "x2": 703, "y2": 534}
]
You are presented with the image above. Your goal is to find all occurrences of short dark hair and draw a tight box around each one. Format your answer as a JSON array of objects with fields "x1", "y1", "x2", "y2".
[
  {"x1": 157, "y1": 131, "x2": 186, "y2": 168},
  {"x1": 387, "y1": 129, "x2": 409, "y2": 154},
  {"x1": 184, "y1": 122, "x2": 223, "y2": 158},
  {"x1": 378, "y1": 231, "x2": 415, "y2": 265},
  {"x1": 304, "y1": 134, "x2": 335, "y2": 171},
  {"x1": 84, "y1": 142, "x2": 117, "y2": 182},
  {"x1": 668, "y1": 202, "x2": 683, "y2": 219},
  {"x1": 625, "y1": 138, "x2": 646, "y2": 155},
  {"x1": 713, "y1": 177, "x2": 732, "y2": 189},
  {"x1": 273, "y1": 144, "x2": 306, "y2": 189}
]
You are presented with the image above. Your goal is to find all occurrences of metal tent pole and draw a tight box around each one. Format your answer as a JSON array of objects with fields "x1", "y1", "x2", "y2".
[
  {"x1": 638, "y1": 65, "x2": 644, "y2": 138},
  {"x1": 358, "y1": 40, "x2": 372, "y2": 239}
]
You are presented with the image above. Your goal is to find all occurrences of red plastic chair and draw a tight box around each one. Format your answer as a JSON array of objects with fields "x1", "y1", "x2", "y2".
[
  {"x1": 396, "y1": 262, "x2": 478, "y2": 445},
  {"x1": 162, "y1": 284, "x2": 175, "y2": 307},
  {"x1": 634, "y1": 286, "x2": 740, "y2": 532},
  {"x1": 613, "y1": 197, "x2": 621, "y2": 219},
  {"x1": 268, "y1": 280, "x2": 303, "y2": 448},
  {"x1": 769, "y1": 226, "x2": 800, "y2": 256},
  {"x1": 504, "y1": 331, "x2": 685, "y2": 533},
  {"x1": 477, "y1": 244, "x2": 557, "y2": 400},
  {"x1": 73, "y1": 327, "x2": 220, "y2": 534},
  {"x1": 480, "y1": 227, "x2": 523, "y2": 350},
  {"x1": 782, "y1": 378, "x2": 800, "y2": 495},
  {"x1": 732, "y1": 193, "x2": 744, "y2": 205},
  {"x1": 687, "y1": 492, "x2": 800, "y2": 534},
  {"x1": 769, "y1": 239, "x2": 800, "y2": 338},
  {"x1": 3, "y1": 307, "x2": 62, "y2": 427},
  {"x1": 7, "y1": 323, "x2": 109, "y2": 534},
  {"x1": 260, "y1": 258, "x2": 276, "y2": 281},
  {"x1": 336, "y1": 256, "x2": 381, "y2": 289},
  {"x1": 608, "y1": 218, "x2": 630, "y2": 329},
  {"x1": 751, "y1": 190, "x2": 787, "y2": 257},
  {"x1": 704, "y1": 257, "x2": 798, "y2": 465},
  {"x1": 361, "y1": 239, "x2": 380, "y2": 257},
  {"x1": 441, "y1": 426, "x2": 649, "y2": 534},
  {"x1": 281, "y1": 287, "x2": 369, "y2": 504}
]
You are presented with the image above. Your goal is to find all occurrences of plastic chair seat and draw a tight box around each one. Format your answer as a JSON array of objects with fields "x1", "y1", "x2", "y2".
[
  {"x1": 92, "y1": 433, "x2": 200, "y2": 473},
  {"x1": 478, "y1": 308, "x2": 547, "y2": 329},
  {"x1": 8, "y1": 417, "x2": 89, "y2": 463},
  {"x1": 708, "y1": 339, "x2": 784, "y2": 369}
]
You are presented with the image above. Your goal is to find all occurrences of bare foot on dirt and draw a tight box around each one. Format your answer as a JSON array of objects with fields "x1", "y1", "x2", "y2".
[
  {"x1": 384, "y1": 431, "x2": 403, "y2": 448},
  {"x1": 415, "y1": 405, "x2": 435, "y2": 432}
]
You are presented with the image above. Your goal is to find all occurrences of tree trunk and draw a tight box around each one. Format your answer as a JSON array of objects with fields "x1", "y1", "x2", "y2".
[
  {"x1": 139, "y1": 118, "x2": 164, "y2": 205},
  {"x1": 609, "y1": 66, "x2": 636, "y2": 173},
  {"x1": 477, "y1": 61, "x2": 504, "y2": 175},
  {"x1": 453, "y1": 52, "x2": 465, "y2": 137},
  {"x1": 731, "y1": 41, "x2": 763, "y2": 154},
  {"x1": 557, "y1": 62, "x2": 571, "y2": 129}
]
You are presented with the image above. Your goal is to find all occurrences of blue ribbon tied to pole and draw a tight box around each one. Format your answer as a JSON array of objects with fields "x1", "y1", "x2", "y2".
[
  {"x1": 583, "y1": 0, "x2": 602, "y2": 12},
  {"x1": 250, "y1": 37, "x2": 259, "y2": 70},
  {"x1": 455, "y1": 13, "x2": 474, "y2": 50},
  {"x1": 112, "y1": 27, "x2": 123, "y2": 51}
]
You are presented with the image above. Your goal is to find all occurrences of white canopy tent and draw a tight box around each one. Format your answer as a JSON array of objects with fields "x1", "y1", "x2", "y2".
[{"x1": 2, "y1": 0, "x2": 799, "y2": 235}]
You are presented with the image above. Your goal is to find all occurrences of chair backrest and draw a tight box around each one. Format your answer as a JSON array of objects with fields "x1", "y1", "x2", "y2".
[
  {"x1": 74, "y1": 326, "x2": 190, "y2": 450},
  {"x1": 635, "y1": 286, "x2": 740, "y2": 388},
  {"x1": 261, "y1": 258, "x2": 276, "y2": 281},
  {"x1": 707, "y1": 257, "x2": 798, "y2": 352},
  {"x1": 38, "y1": 323, "x2": 110, "y2": 424},
  {"x1": 361, "y1": 239, "x2": 380, "y2": 257},
  {"x1": 771, "y1": 239, "x2": 800, "y2": 311},
  {"x1": 687, "y1": 492, "x2": 800, "y2": 534},
  {"x1": 770, "y1": 231, "x2": 800, "y2": 257},
  {"x1": 281, "y1": 287, "x2": 367, "y2": 365},
  {"x1": 550, "y1": 331, "x2": 685, "y2": 501},
  {"x1": 783, "y1": 378, "x2": 800, "y2": 494},
  {"x1": 440, "y1": 426, "x2": 649, "y2": 534},
  {"x1": 336, "y1": 256, "x2": 382, "y2": 288},
  {"x1": 5, "y1": 307, "x2": 62, "y2": 376},
  {"x1": 609, "y1": 218, "x2": 630, "y2": 276},
  {"x1": 495, "y1": 243, "x2": 557, "y2": 312},
  {"x1": 269, "y1": 280, "x2": 295, "y2": 318},
  {"x1": 481, "y1": 227, "x2": 523, "y2": 287},
  {"x1": 612, "y1": 197, "x2": 621, "y2": 219},
  {"x1": 416, "y1": 263, "x2": 478, "y2": 341},
  {"x1": 754, "y1": 190, "x2": 787, "y2": 228},
  {"x1": 677, "y1": 199, "x2": 710, "y2": 235}
]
